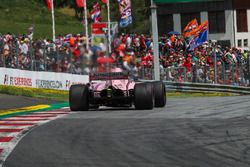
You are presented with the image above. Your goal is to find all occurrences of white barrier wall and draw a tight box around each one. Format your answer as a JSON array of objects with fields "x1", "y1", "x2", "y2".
[{"x1": 0, "y1": 68, "x2": 89, "y2": 90}]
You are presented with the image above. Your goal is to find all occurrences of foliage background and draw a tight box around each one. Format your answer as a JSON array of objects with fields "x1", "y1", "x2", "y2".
[{"x1": 0, "y1": 0, "x2": 151, "y2": 39}]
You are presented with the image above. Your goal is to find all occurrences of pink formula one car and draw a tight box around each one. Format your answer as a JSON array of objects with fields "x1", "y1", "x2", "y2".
[{"x1": 69, "y1": 71, "x2": 166, "y2": 111}]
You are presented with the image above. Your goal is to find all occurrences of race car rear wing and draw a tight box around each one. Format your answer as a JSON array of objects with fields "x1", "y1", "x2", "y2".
[{"x1": 89, "y1": 72, "x2": 129, "y2": 81}]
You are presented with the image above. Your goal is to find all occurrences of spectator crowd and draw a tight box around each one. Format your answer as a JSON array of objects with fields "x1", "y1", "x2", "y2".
[{"x1": 0, "y1": 32, "x2": 249, "y2": 86}]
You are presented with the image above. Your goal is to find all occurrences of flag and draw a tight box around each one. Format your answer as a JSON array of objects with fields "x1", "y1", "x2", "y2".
[
  {"x1": 91, "y1": 2, "x2": 101, "y2": 23},
  {"x1": 184, "y1": 20, "x2": 209, "y2": 37},
  {"x1": 45, "y1": 0, "x2": 55, "y2": 41},
  {"x1": 101, "y1": 0, "x2": 107, "y2": 4},
  {"x1": 189, "y1": 20, "x2": 209, "y2": 37},
  {"x1": 196, "y1": 20, "x2": 209, "y2": 33},
  {"x1": 76, "y1": 0, "x2": 85, "y2": 8},
  {"x1": 183, "y1": 19, "x2": 198, "y2": 37},
  {"x1": 183, "y1": 19, "x2": 198, "y2": 33},
  {"x1": 117, "y1": 0, "x2": 133, "y2": 27},
  {"x1": 195, "y1": 29, "x2": 208, "y2": 46},
  {"x1": 189, "y1": 29, "x2": 208, "y2": 50},
  {"x1": 46, "y1": 0, "x2": 52, "y2": 10}
]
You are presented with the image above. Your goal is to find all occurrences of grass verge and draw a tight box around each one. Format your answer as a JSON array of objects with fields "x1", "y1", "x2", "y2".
[
  {"x1": 167, "y1": 92, "x2": 236, "y2": 98},
  {"x1": 0, "y1": 85, "x2": 68, "y2": 102}
]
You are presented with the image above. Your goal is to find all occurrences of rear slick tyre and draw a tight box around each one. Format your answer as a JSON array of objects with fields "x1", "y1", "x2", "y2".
[
  {"x1": 153, "y1": 81, "x2": 166, "y2": 107},
  {"x1": 134, "y1": 83, "x2": 154, "y2": 110},
  {"x1": 69, "y1": 84, "x2": 89, "y2": 111}
]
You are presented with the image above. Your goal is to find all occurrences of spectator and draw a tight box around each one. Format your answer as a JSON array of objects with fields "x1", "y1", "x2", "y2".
[{"x1": 0, "y1": 31, "x2": 249, "y2": 86}]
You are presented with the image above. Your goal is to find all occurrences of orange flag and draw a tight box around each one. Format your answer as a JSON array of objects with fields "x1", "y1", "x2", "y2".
[
  {"x1": 197, "y1": 20, "x2": 209, "y2": 32},
  {"x1": 184, "y1": 20, "x2": 209, "y2": 37},
  {"x1": 191, "y1": 20, "x2": 209, "y2": 37},
  {"x1": 183, "y1": 19, "x2": 198, "y2": 34}
]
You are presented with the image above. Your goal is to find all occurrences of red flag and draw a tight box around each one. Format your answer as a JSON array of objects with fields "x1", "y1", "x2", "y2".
[
  {"x1": 46, "y1": 0, "x2": 52, "y2": 11},
  {"x1": 76, "y1": 0, "x2": 85, "y2": 8},
  {"x1": 101, "y1": 0, "x2": 107, "y2": 4}
]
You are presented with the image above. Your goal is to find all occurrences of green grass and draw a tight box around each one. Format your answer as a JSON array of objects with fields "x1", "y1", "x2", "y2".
[
  {"x1": 0, "y1": 85, "x2": 68, "y2": 102},
  {"x1": 0, "y1": 0, "x2": 83, "y2": 39},
  {"x1": 167, "y1": 92, "x2": 236, "y2": 98},
  {"x1": 0, "y1": 0, "x2": 151, "y2": 37}
]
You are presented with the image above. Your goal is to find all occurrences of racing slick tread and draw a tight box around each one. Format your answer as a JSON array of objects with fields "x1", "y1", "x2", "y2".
[
  {"x1": 153, "y1": 81, "x2": 167, "y2": 107},
  {"x1": 69, "y1": 84, "x2": 89, "y2": 111},
  {"x1": 134, "y1": 83, "x2": 154, "y2": 110}
]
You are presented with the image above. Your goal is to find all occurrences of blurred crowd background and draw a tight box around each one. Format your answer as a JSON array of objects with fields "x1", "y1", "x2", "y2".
[{"x1": 0, "y1": 32, "x2": 250, "y2": 86}]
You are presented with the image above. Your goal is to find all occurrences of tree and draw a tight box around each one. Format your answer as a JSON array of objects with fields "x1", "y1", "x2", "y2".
[{"x1": 39, "y1": 0, "x2": 151, "y2": 34}]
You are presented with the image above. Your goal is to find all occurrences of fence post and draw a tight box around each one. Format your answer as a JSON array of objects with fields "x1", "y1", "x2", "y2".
[
  {"x1": 56, "y1": 46, "x2": 59, "y2": 72},
  {"x1": 192, "y1": 63, "x2": 197, "y2": 83},
  {"x1": 33, "y1": 43, "x2": 36, "y2": 71},
  {"x1": 16, "y1": 41, "x2": 19, "y2": 69},
  {"x1": 165, "y1": 68, "x2": 168, "y2": 81},
  {"x1": 232, "y1": 64, "x2": 236, "y2": 85},
  {"x1": 1, "y1": 42, "x2": 6, "y2": 67},
  {"x1": 142, "y1": 67, "x2": 145, "y2": 79},
  {"x1": 213, "y1": 48, "x2": 217, "y2": 84},
  {"x1": 3, "y1": 53, "x2": 5, "y2": 68},
  {"x1": 248, "y1": 52, "x2": 250, "y2": 86},
  {"x1": 43, "y1": 46, "x2": 47, "y2": 71},
  {"x1": 204, "y1": 65, "x2": 207, "y2": 83},
  {"x1": 183, "y1": 67, "x2": 187, "y2": 82},
  {"x1": 30, "y1": 41, "x2": 34, "y2": 71},
  {"x1": 222, "y1": 62, "x2": 225, "y2": 84},
  {"x1": 70, "y1": 50, "x2": 73, "y2": 74}
]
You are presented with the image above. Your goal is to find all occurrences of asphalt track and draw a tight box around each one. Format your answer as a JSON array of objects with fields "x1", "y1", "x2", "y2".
[
  {"x1": 4, "y1": 95, "x2": 250, "y2": 167},
  {"x1": 0, "y1": 94, "x2": 57, "y2": 110}
]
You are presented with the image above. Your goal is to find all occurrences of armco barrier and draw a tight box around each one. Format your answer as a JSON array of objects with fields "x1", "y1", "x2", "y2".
[
  {"x1": 164, "y1": 81, "x2": 250, "y2": 95},
  {"x1": 139, "y1": 79, "x2": 250, "y2": 95}
]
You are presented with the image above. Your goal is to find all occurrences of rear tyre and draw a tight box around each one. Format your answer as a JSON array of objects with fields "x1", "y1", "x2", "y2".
[
  {"x1": 69, "y1": 84, "x2": 89, "y2": 111},
  {"x1": 153, "y1": 81, "x2": 166, "y2": 107},
  {"x1": 134, "y1": 83, "x2": 154, "y2": 110}
]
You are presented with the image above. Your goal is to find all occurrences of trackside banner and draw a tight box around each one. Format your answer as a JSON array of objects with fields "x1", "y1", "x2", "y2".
[{"x1": 0, "y1": 68, "x2": 89, "y2": 90}]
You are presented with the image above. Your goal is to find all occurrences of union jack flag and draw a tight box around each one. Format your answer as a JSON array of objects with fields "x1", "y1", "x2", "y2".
[{"x1": 91, "y1": 2, "x2": 101, "y2": 23}]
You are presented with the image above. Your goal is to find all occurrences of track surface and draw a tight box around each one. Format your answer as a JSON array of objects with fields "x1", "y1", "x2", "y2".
[
  {"x1": 0, "y1": 94, "x2": 57, "y2": 110},
  {"x1": 4, "y1": 96, "x2": 250, "y2": 167}
]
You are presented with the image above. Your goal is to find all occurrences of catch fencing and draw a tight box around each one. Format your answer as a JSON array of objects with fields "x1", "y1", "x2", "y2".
[
  {"x1": 139, "y1": 61, "x2": 250, "y2": 87},
  {"x1": 0, "y1": 40, "x2": 89, "y2": 75},
  {"x1": 1, "y1": 39, "x2": 250, "y2": 87}
]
